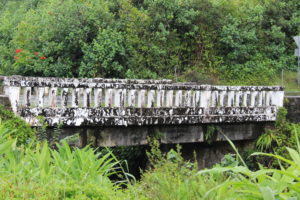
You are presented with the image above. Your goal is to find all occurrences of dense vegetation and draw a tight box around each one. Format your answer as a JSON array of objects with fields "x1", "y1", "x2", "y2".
[
  {"x1": 0, "y1": 106, "x2": 298, "y2": 199},
  {"x1": 1, "y1": 120, "x2": 300, "y2": 199},
  {"x1": 0, "y1": 0, "x2": 299, "y2": 84}
]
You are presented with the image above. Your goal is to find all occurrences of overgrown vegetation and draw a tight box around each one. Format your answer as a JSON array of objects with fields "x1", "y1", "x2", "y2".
[
  {"x1": 0, "y1": 0, "x2": 299, "y2": 85},
  {"x1": 1, "y1": 109, "x2": 300, "y2": 199}
]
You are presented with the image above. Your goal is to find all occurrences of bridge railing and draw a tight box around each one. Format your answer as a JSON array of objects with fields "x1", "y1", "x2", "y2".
[{"x1": 1, "y1": 75, "x2": 284, "y2": 114}]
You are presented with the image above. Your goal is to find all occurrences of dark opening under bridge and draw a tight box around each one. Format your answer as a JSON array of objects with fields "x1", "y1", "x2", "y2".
[{"x1": 0, "y1": 75, "x2": 284, "y2": 148}]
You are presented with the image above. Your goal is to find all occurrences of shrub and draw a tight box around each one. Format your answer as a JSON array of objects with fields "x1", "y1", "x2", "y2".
[{"x1": 0, "y1": 105, "x2": 35, "y2": 146}]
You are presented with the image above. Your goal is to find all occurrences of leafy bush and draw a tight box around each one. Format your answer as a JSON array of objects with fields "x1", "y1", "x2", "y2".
[
  {"x1": 255, "y1": 107, "x2": 300, "y2": 168},
  {"x1": 0, "y1": 105, "x2": 35, "y2": 146},
  {"x1": 2, "y1": 0, "x2": 299, "y2": 83}
]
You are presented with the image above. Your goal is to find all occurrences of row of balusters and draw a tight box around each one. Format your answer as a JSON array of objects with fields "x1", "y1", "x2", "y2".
[{"x1": 6, "y1": 86, "x2": 283, "y2": 109}]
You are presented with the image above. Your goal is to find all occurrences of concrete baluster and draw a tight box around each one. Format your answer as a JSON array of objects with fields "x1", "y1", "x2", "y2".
[
  {"x1": 260, "y1": 91, "x2": 266, "y2": 106},
  {"x1": 265, "y1": 91, "x2": 271, "y2": 106},
  {"x1": 147, "y1": 90, "x2": 155, "y2": 108},
  {"x1": 114, "y1": 89, "x2": 122, "y2": 107},
  {"x1": 83, "y1": 88, "x2": 91, "y2": 107},
  {"x1": 194, "y1": 91, "x2": 201, "y2": 107},
  {"x1": 127, "y1": 90, "x2": 136, "y2": 107},
  {"x1": 105, "y1": 89, "x2": 113, "y2": 107},
  {"x1": 156, "y1": 90, "x2": 165, "y2": 107},
  {"x1": 234, "y1": 91, "x2": 242, "y2": 107},
  {"x1": 242, "y1": 91, "x2": 250, "y2": 107},
  {"x1": 137, "y1": 90, "x2": 146, "y2": 108},
  {"x1": 211, "y1": 91, "x2": 219, "y2": 107},
  {"x1": 200, "y1": 91, "x2": 211, "y2": 108},
  {"x1": 120, "y1": 89, "x2": 126, "y2": 107},
  {"x1": 250, "y1": 91, "x2": 258, "y2": 107},
  {"x1": 166, "y1": 90, "x2": 174, "y2": 107},
  {"x1": 184, "y1": 91, "x2": 192, "y2": 107},
  {"x1": 8, "y1": 87, "x2": 20, "y2": 113},
  {"x1": 219, "y1": 91, "x2": 226, "y2": 107},
  {"x1": 175, "y1": 90, "x2": 183, "y2": 107},
  {"x1": 61, "y1": 88, "x2": 69, "y2": 107},
  {"x1": 49, "y1": 87, "x2": 57, "y2": 107},
  {"x1": 257, "y1": 91, "x2": 263, "y2": 106},
  {"x1": 227, "y1": 91, "x2": 235, "y2": 107},
  {"x1": 24, "y1": 87, "x2": 31, "y2": 107},
  {"x1": 38, "y1": 88, "x2": 45, "y2": 107},
  {"x1": 94, "y1": 88, "x2": 102, "y2": 107},
  {"x1": 72, "y1": 88, "x2": 80, "y2": 107}
]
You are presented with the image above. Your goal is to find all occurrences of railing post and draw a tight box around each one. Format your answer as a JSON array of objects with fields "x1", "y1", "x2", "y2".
[
  {"x1": 234, "y1": 91, "x2": 242, "y2": 107},
  {"x1": 156, "y1": 90, "x2": 165, "y2": 107},
  {"x1": 147, "y1": 90, "x2": 155, "y2": 108},
  {"x1": 127, "y1": 90, "x2": 136, "y2": 107},
  {"x1": 49, "y1": 87, "x2": 57, "y2": 107},
  {"x1": 137, "y1": 89, "x2": 146, "y2": 108},
  {"x1": 227, "y1": 91, "x2": 235, "y2": 107},
  {"x1": 166, "y1": 90, "x2": 173, "y2": 107},
  {"x1": 242, "y1": 91, "x2": 250, "y2": 107},
  {"x1": 94, "y1": 88, "x2": 102, "y2": 107},
  {"x1": 199, "y1": 91, "x2": 211, "y2": 108},
  {"x1": 194, "y1": 91, "x2": 201, "y2": 107},
  {"x1": 38, "y1": 88, "x2": 45, "y2": 107},
  {"x1": 83, "y1": 88, "x2": 91, "y2": 107},
  {"x1": 72, "y1": 88, "x2": 80, "y2": 107},
  {"x1": 174, "y1": 90, "x2": 183, "y2": 107},
  {"x1": 219, "y1": 91, "x2": 226, "y2": 107},
  {"x1": 7, "y1": 86, "x2": 20, "y2": 113},
  {"x1": 61, "y1": 88, "x2": 69, "y2": 107},
  {"x1": 184, "y1": 91, "x2": 192, "y2": 107},
  {"x1": 23, "y1": 87, "x2": 31, "y2": 107},
  {"x1": 265, "y1": 91, "x2": 272, "y2": 106},
  {"x1": 250, "y1": 91, "x2": 258, "y2": 107},
  {"x1": 211, "y1": 91, "x2": 219, "y2": 107},
  {"x1": 271, "y1": 91, "x2": 284, "y2": 107}
]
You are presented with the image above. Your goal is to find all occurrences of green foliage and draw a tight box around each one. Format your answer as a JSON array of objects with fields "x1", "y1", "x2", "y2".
[
  {"x1": 0, "y1": 105, "x2": 35, "y2": 146},
  {"x1": 255, "y1": 107, "x2": 300, "y2": 168},
  {"x1": 0, "y1": 122, "x2": 129, "y2": 199},
  {"x1": 2, "y1": 0, "x2": 298, "y2": 83}
]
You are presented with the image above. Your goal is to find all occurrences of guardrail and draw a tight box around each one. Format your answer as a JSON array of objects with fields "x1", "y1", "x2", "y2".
[{"x1": 0, "y1": 75, "x2": 285, "y2": 126}]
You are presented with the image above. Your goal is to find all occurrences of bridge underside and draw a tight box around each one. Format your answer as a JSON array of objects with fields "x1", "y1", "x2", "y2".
[{"x1": 55, "y1": 122, "x2": 270, "y2": 147}]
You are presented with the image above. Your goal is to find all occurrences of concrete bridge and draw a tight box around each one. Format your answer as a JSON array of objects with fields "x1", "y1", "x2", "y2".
[{"x1": 0, "y1": 75, "x2": 284, "y2": 149}]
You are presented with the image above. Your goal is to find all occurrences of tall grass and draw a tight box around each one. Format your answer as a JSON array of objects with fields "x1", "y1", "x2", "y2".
[{"x1": 0, "y1": 121, "x2": 129, "y2": 199}]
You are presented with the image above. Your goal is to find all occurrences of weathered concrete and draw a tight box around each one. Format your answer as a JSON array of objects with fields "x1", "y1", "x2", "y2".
[
  {"x1": 0, "y1": 75, "x2": 285, "y2": 147},
  {"x1": 52, "y1": 122, "x2": 268, "y2": 147},
  {"x1": 1, "y1": 75, "x2": 284, "y2": 128}
]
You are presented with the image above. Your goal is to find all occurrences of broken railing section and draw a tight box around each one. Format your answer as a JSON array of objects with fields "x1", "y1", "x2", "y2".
[{"x1": 0, "y1": 75, "x2": 284, "y2": 126}]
